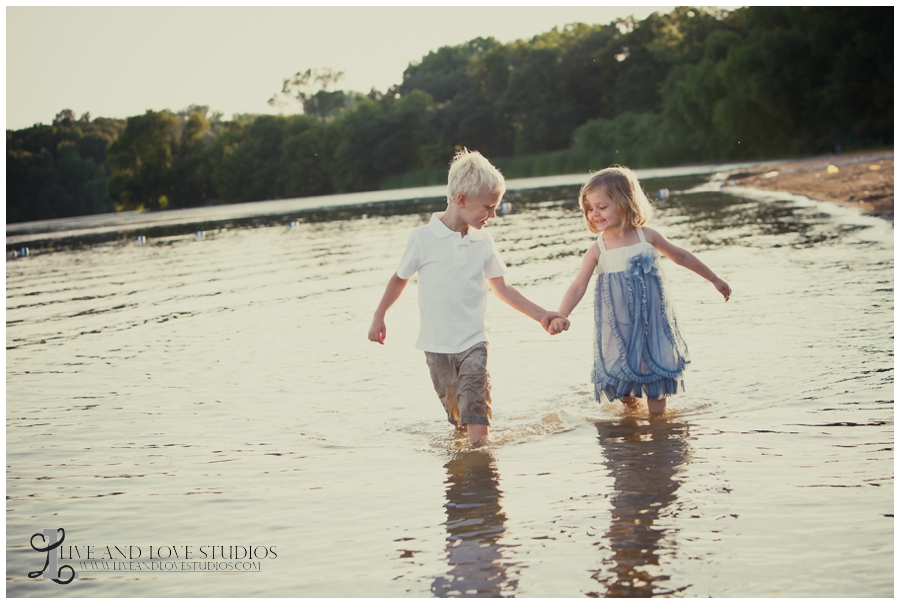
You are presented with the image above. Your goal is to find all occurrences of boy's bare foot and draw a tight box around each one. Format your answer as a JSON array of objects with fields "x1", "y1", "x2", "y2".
[{"x1": 466, "y1": 423, "x2": 489, "y2": 445}]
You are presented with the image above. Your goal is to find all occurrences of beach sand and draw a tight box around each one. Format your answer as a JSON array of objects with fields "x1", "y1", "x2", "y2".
[{"x1": 724, "y1": 150, "x2": 894, "y2": 223}]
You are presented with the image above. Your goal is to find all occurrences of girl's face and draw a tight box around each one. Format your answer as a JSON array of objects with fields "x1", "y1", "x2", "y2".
[{"x1": 583, "y1": 188, "x2": 623, "y2": 232}]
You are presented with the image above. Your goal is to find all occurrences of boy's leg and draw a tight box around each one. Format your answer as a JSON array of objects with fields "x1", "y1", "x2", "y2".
[
  {"x1": 425, "y1": 352, "x2": 462, "y2": 428},
  {"x1": 647, "y1": 398, "x2": 666, "y2": 415},
  {"x1": 456, "y1": 343, "x2": 492, "y2": 445},
  {"x1": 466, "y1": 424, "x2": 489, "y2": 446}
]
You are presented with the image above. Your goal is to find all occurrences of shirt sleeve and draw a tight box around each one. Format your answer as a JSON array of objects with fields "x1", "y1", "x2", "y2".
[
  {"x1": 396, "y1": 232, "x2": 421, "y2": 280},
  {"x1": 484, "y1": 233, "x2": 507, "y2": 279}
]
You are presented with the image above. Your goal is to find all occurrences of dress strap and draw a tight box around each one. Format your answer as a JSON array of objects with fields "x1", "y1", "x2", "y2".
[
  {"x1": 636, "y1": 227, "x2": 646, "y2": 243},
  {"x1": 597, "y1": 233, "x2": 607, "y2": 252}
]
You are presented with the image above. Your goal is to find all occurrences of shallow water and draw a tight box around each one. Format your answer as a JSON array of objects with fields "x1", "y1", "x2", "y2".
[{"x1": 6, "y1": 177, "x2": 893, "y2": 597}]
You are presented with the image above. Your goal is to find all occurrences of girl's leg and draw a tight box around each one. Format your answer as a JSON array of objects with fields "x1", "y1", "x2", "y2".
[
  {"x1": 621, "y1": 396, "x2": 640, "y2": 409},
  {"x1": 647, "y1": 398, "x2": 666, "y2": 415}
]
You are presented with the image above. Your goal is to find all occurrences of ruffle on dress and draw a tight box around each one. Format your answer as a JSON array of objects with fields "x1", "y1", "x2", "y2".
[{"x1": 592, "y1": 247, "x2": 689, "y2": 402}]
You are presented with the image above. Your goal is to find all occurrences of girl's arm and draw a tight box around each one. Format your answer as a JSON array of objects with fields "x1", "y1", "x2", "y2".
[
  {"x1": 558, "y1": 243, "x2": 601, "y2": 318},
  {"x1": 643, "y1": 227, "x2": 731, "y2": 301}
]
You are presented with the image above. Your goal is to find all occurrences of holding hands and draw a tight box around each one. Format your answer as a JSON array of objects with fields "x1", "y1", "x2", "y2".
[
  {"x1": 540, "y1": 311, "x2": 570, "y2": 336},
  {"x1": 547, "y1": 316, "x2": 569, "y2": 335}
]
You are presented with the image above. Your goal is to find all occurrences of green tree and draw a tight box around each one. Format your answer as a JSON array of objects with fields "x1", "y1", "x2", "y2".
[
  {"x1": 398, "y1": 37, "x2": 515, "y2": 159},
  {"x1": 209, "y1": 115, "x2": 288, "y2": 202},
  {"x1": 203, "y1": 120, "x2": 247, "y2": 203},
  {"x1": 803, "y1": 7, "x2": 893, "y2": 148},
  {"x1": 670, "y1": 6, "x2": 893, "y2": 157},
  {"x1": 498, "y1": 30, "x2": 585, "y2": 154},
  {"x1": 658, "y1": 29, "x2": 742, "y2": 160},
  {"x1": 6, "y1": 112, "x2": 123, "y2": 222},
  {"x1": 268, "y1": 68, "x2": 362, "y2": 120},
  {"x1": 329, "y1": 92, "x2": 438, "y2": 192},
  {"x1": 107, "y1": 110, "x2": 180, "y2": 210},
  {"x1": 278, "y1": 115, "x2": 334, "y2": 198},
  {"x1": 572, "y1": 111, "x2": 663, "y2": 167},
  {"x1": 169, "y1": 108, "x2": 217, "y2": 207},
  {"x1": 400, "y1": 42, "x2": 480, "y2": 103},
  {"x1": 556, "y1": 23, "x2": 623, "y2": 125}
]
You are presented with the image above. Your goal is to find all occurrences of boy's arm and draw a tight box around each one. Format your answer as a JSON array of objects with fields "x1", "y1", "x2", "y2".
[
  {"x1": 643, "y1": 227, "x2": 731, "y2": 301},
  {"x1": 368, "y1": 273, "x2": 409, "y2": 344},
  {"x1": 487, "y1": 276, "x2": 566, "y2": 331}
]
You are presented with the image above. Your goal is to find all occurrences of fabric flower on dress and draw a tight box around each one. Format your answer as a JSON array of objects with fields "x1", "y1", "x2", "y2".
[{"x1": 628, "y1": 249, "x2": 658, "y2": 278}]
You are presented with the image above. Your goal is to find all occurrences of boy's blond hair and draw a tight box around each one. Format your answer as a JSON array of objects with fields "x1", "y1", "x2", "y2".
[
  {"x1": 447, "y1": 149, "x2": 505, "y2": 204},
  {"x1": 579, "y1": 166, "x2": 653, "y2": 234}
]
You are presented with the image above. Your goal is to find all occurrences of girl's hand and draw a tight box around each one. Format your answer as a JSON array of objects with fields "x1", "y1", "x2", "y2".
[
  {"x1": 548, "y1": 316, "x2": 570, "y2": 335},
  {"x1": 714, "y1": 278, "x2": 731, "y2": 301}
]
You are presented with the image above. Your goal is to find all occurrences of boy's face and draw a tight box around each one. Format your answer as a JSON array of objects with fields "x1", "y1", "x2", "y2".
[{"x1": 460, "y1": 189, "x2": 503, "y2": 230}]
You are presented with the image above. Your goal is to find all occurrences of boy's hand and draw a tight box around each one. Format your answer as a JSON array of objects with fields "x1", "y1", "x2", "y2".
[
  {"x1": 368, "y1": 317, "x2": 387, "y2": 344},
  {"x1": 713, "y1": 278, "x2": 731, "y2": 301}
]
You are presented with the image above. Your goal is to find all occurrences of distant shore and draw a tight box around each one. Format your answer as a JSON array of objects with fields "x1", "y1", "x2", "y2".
[
  {"x1": 5, "y1": 160, "x2": 759, "y2": 248},
  {"x1": 7, "y1": 154, "x2": 892, "y2": 250},
  {"x1": 723, "y1": 150, "x2": 893, "y2": 223}
]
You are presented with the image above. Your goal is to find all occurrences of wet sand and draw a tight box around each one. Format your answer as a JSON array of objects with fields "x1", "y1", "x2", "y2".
[{"x1": 724, "y1": 150, "x2": 894, "y2": 223}]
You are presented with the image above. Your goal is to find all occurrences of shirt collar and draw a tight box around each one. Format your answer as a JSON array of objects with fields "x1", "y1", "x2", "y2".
[{"x1": 427, "y1": 212, "x2": 488, "y2": 241}]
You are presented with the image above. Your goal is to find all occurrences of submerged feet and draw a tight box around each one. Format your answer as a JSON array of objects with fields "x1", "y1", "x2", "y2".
[
  {"x1": 466, "y1": 423, "x2": 490, "y2": 447},
  {"x1": 622, "y1": 396, "x2": 640, "y2": 410},
  {"x1": 647, "y1": 398, "x2": 666, "y2": 415},
  {"x1": 453, "y1": 423, "x2": 491, "y2": 447},
  {"x1": 620, "y1": 396, "x2": 668, "y2": 416}
]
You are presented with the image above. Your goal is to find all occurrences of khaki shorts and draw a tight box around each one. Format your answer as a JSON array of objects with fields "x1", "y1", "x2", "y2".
[{"x1": 424, "y1": 342, "x2": 492, "y2": 427}]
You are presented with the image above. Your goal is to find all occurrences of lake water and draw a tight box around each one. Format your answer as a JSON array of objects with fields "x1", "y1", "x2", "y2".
[{"x1": 6, "y1": 172, "x2": 894, "y2": 597}]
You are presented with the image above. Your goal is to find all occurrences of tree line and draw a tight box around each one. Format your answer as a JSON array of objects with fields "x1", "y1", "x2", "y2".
[{"x1": 7, "y1": 6, "x2": 892, "y2": 223}]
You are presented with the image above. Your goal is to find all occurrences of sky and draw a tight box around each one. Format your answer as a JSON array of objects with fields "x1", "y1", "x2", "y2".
[{"x1": 6, "y1": 5, "x2": 679, "y2": 130}]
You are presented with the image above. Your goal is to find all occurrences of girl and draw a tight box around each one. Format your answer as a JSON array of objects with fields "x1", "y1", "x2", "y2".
[{"x1": 550, "y1": 166, "x2": 731, "y2": 415}]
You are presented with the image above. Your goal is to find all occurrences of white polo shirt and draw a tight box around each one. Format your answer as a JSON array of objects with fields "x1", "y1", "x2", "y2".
[{"x1": 396, "y1": 212, "x2": 507, "y2": 353}]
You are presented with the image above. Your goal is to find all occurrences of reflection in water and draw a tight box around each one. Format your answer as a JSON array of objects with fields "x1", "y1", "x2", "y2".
[
  {"x1": 432, "y1": 450, "x2": 518, "y2": 597},
  {"x1": 658, "y1": 188, "x2": 853, "y2": 248},
  {"x1": 591, "y1": 418, "x2": 691, "y2": 597}
]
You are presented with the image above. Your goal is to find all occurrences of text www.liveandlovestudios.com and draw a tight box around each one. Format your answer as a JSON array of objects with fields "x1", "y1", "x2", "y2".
[{"x1": 28, "y1": 528, "x2": 277, "y2": 584}]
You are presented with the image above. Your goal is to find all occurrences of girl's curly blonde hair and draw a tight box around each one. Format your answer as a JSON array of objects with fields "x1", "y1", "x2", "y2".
[{"x1": 578, "y1": 166, "x2": 653, "y2": 234}]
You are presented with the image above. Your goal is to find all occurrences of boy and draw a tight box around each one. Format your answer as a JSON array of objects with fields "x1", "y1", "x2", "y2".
[{"x1": 367, "y1": 149, "x2": 569, "y2": 446}]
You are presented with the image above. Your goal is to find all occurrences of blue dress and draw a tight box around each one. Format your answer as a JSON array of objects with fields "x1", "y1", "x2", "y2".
[{"x1": 592, "y1": 227, "x2": 689, "y2": 402}]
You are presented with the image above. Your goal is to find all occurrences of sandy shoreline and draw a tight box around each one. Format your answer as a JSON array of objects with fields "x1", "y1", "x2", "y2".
[{"x1": 723, "y1": 150, "x2": 894, "y2": 223}]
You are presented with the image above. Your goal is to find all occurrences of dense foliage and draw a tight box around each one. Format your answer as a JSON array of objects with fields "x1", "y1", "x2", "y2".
[
  {"x1": 7, "y1": 7, "x2": 892, "y2": 222},
  {"x1": 7, "y1": 111, "x2": 125, "y2": 222}
]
